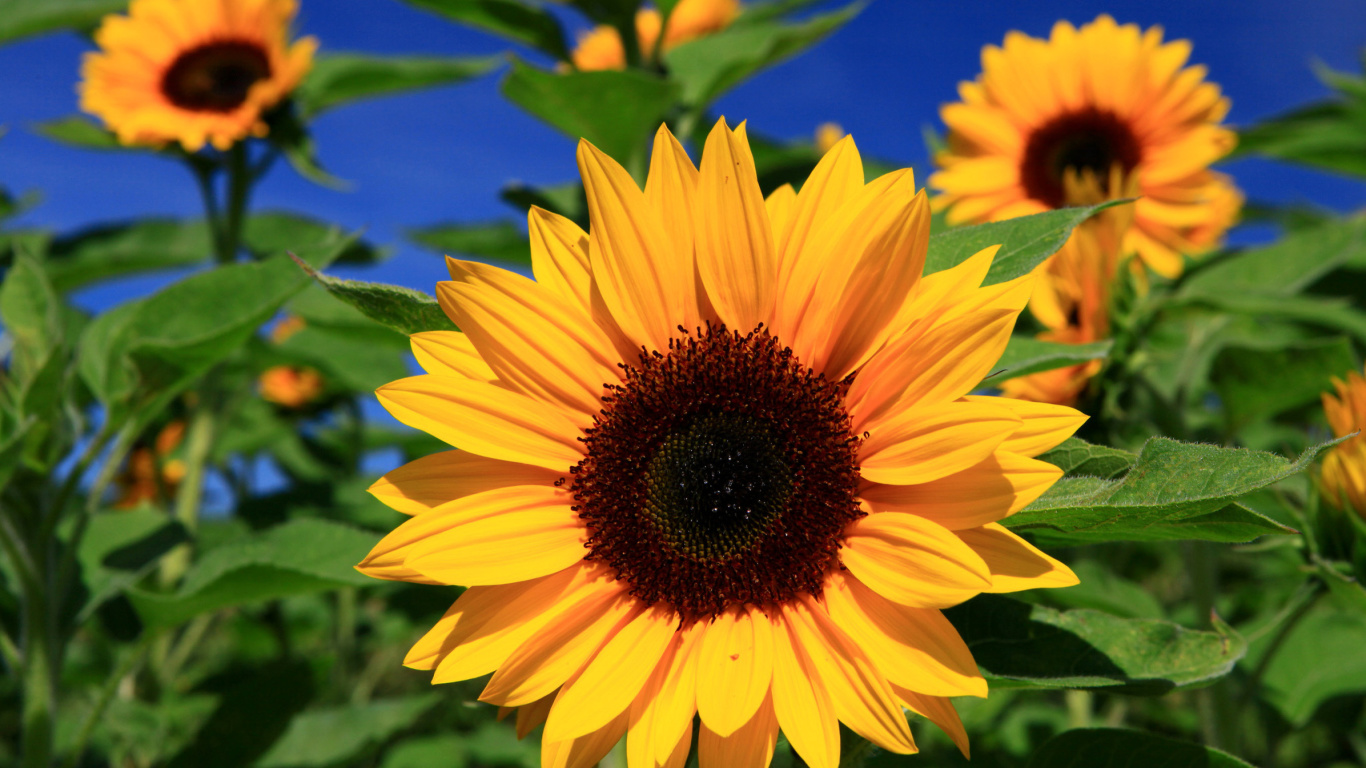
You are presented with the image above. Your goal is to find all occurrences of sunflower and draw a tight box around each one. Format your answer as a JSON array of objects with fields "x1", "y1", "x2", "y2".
[
  {"x1": 571, "y1": 0, "x2": 740, "y2": 71},
  {"x1": 259, "y1": 365, "x2": 324, "y2": 409},
  {"x1": 1000, "y1": 169, "x2": 1136, "y2": 406},
  {"x1": 360, "y1": 119, "x2": 1083, "y2": 767},
  {"x1": 930, "y1": 15, "x2": 1242, "y2": 279},
  {"x1": 1320, "y1": 369, "x2": 1366, "y2": 517},
  {"x1": 80, "y1": 0, "x2": 317, "y2": 152},
  {"x1": 114, "y1": 421, "x2": 187, "y2": 508}
]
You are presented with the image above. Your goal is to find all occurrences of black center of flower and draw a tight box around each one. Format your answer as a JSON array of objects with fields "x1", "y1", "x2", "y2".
[
  {"x1": 1020, "y1": 108, "x2": 1142, "y2": 208},
  {"x1": 161, "y1": 41, "x2": 271, "y2": 112},
  {"x1": 571, "y1": 325, "x2": 863, "y2": 620}
]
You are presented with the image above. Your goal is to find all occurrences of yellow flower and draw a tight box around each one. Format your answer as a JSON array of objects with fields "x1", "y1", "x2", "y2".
[
  {"x1": 1321, "y1": 369, "x2": 1366, "y2": 516},
  {"x1": 360, "y1": 119, "x2": 1083, "y2": 767},
  {"x1": 1001, "y1": 169, "x2": 1136, "y2": 406},
  {"x1": 80, "y1": 0, "x2": 317, "y2": 152},
  {"x1": 930, "y1": 15, "x2": 1242, "y2": 279},
  {"x1": 259, "y1": 365, "x2": 324, "y2": 409},
  {"x1": 114, "y1": 421, "x2": 187, "y2": 508},
  {"x1": 571, "y1": 0, "x2": 740, "y2": 71}
]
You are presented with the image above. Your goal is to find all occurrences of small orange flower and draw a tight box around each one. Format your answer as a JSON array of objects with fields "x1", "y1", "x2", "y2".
[
  {"x1": 80, "y1": 0, "x2": 317, "y2": 151},
  {"x1": 815, "y1": 123, "x2": 846, "y2": 154},
  {"x1": 114, "y1": 421, "x2": 188, "y2": 508},
  {"x1": 571, "y1": 0, "x2": 740, "y2": 71},
  {"x1": 260, "y1": 365, "x2": 324, "y2": 409},
  {"x1": 1321, "y1": 369, "x2": 1366, "y2": 517}
]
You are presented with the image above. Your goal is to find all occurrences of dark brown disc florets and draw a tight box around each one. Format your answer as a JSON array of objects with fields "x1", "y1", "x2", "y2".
[
  {"x1": 570, "y1": 324, "x2": 863, "y2": 620},
  {"x1": 162, "y1": 41, "x2": 272, "y2": 112},
  {"x1": 1020, "y1": 108, "x2": 1142, "y2": 208}
]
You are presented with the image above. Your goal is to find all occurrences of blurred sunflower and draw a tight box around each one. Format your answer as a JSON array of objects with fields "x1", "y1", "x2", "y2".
[
  {"x1": 571, "y1": 0, "x2": 740, "y2": 71},
  {"x1": 1320, "y1": 369, "x2": 1366, "y2": 517},
  {"x1": 80, "y1": 0, "x2": 317, "y2": 152},
  {"x1": 930, "y1": 15, "x2": 1242, "y2": 279},
  {"x1": 114, "y1": 421, "x2": 187, "y2": 508},
  {"x1": 360, "y1": 119, "x2": 1083, "y2": 768},
  {"x1": 259, "y1": 365, "x2": 324, "y2": 409}
]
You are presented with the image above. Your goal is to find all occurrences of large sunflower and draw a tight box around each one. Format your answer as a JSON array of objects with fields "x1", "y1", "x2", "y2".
[
  {"x1": 930, "y1": 15, "x2": 1242, "y2": 279},
  {"x1": 360, "y1": 119, "x2": 1083, "y2": 767},
  {"x1": 80, "y1": 0, "x2": 317, "y2": 152}
]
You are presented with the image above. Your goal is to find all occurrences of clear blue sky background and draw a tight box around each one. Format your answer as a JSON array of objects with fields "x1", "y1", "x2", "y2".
[{"x1": 4, "y1": 0, "x2": 1366, "y2": 313}]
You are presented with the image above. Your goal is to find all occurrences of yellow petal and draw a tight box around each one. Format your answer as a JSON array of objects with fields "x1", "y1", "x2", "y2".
[
  {"x1": 483, "y1": 587, "x2": 636, "y2": 706},
  {"x1": 410, "y1": 331, "x2": 495, "y2": 381},
  {"x1": 698, "y1": 692, "x2": 778, "y2": 768},
  {"x1": 658, "y1": 720, "x2": 693, "y2": 768},
  {"x1": 783, "y1": 597, "x2": 917, "y2": 754},
  {"x1": 957, "y1": 522, "x2": 1079, "y2": 592},
  {"x1": 643, "y1": 124, "x2": 701, "y2": 329},
  {"x1": 824, "y1": 571, "x2": 985, "y2": 698},
  {"x1": 516, "y1": 693, "x2": 557, "y2": 739},
  {"x1": 895, "y1": 686, "x2": 970, "y2": 759},
  {"x1": 377, "y1": 375, "x2": 584, "y2": 470},
  {"x1": 367, "y1": 450, "x2": 559, "y2": 516},
  {"x1": 625, "y1": 628, "x2": 689, "y2": 768},
  {"x1": 841, "y1": 512, "x2": 991, "y2": 608},
  {"x1": 775, "y1": 134, "x2": 864, "y2": 300},
  {"x1": 860, "y1": 452, "x2": 1062, "y2": 530},
  {"x1": 577, "y1": 139, "x2": 685, "y2": 353},
  {"x1": 859, "y1": 399, "x2": 1023, "y2": 486},
  {"x1": 695, "y1": 118, "x2": 777, "y2": 332},
  {"x1": 696, "y1": 605, "x2": 774, "y2": 737},
  {"x1": 529, "y1": 206, "x2": 592, "y2": 312},
  {"x1": 542, "y1": 707, "x2": 629, "y2": 768},
  {"x1": 771, "y1": 611, "x2": 840, "y2": 768},
  {"x1": 966, "y1": 395, "x2": 1087, "y2": 457},
  {"x1": 405, "y1": 503, "x2": 589, "y2": 586},
  {"x1": 545, "y1": 605, "x2": 677, "y2": 741},
  {"x1": 764, "y1": 184, "x2": 797, "y2": 241}
]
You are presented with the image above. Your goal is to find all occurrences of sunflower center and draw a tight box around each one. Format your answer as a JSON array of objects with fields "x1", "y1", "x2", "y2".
[
  {"x1": 161, "y1": 41, "x2": 272, "y2": 112},
  {"x1": 1020, "y1": 108, "x2": 1141, "y2": 208},
  {"x1": 571, "y1": 325, "x2": 863, "y2": 619}
]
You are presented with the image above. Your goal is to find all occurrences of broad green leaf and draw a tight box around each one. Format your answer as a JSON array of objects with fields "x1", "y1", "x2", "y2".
[
  {"x1": 1256, "y1": 600, "x2": 1366, "y2": 726},
  {"x1": 244, "y1": 212, "x2": 383, "y2": 265},
  {"x1": 1181, "y1": 292, "x2": 1366, "y2": 344},
  {"x1": 401, "y1": 0, "x2": 570, "y2": 59},
  {"x1": 263, "y1": 105, "x2": 349, "y2": 189},
  {"x1": 0, "y1": 249, "x2": 61, "y2": 382},
  {"x1": 34, "y1": 114, "x2": 125, "y2": 150},
  {"x1": 924, "y1": 200, "x2": 1131, "y2": 286},
  {"x1": 1237, "y1": 99, "x2": 1366, "y2": 179},
  {"x1": 276, "y1": 324, "x2": 410, "y2": 392},
  {"x1": 1007, "y1": 437, "x2": 1322, "y2": 544},
  {"x1": 987, "y1": 337, "x2": 1112, "y2": 384},
  {"x1": 1212, "y1": 336, "x2": 1357, "y2": 427},
  {"x1": 501, "y1": 59, "x2": 678, "y2": 165},
  {"x1": 664, "y1": 3, "x2": 860, "y2": 108},
  {"x1": 74, "y1": 508, "x2": 190, "y2": 621},
  {"x1": 165, "y1": 660, "x2": 315, "y2": 768},
  {"x1": 295, "y1": 257, "x2": 459, "y2": 335},
  {"x1": 379, "y1": 736, "x2": 470, "y2": 768},
  {"x1": 295, "y1": 53, "x2": 499, "y2": 116},
  {"x1": 946, "y1": 595, "x2": 1246, "y2": 694},
  {"x1": 1036, "y1": 438, "x2": 1137, "y2": 480},
  {"x1": 254, "y1": 696, "x2": 441, "y2": 768},
  {"x1": 1024, "y1": 729, "x2": 1254, "y2": 768},
  {"x1": 1178, "y1": 216, "x2": 1366, "y2": 300},
  {"x1": 407, "y1": 220, "x2": 531, "y2": 267},
  {"x1": 43, "y1": 219, "x2": 211, "y2": 292},
  {"x1": 0, "y1": 0, "x2": 126, "y2": 45},
  {"x1": 1044, "y1": 560, "x2": 1164, "y2": 619},
  {"x1": 127, "y1": 518, "x2": 376, "y2": 628}
]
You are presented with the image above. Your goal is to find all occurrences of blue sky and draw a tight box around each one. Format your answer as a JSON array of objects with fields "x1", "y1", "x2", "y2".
[{"x1": 3, "y1": 0, "x2": 1366, "y2": 311}]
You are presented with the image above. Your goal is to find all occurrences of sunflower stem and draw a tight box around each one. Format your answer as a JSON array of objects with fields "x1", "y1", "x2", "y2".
[
  {"x1": 1187, "y1": 541, "x2": 1237, "y2": 751},
  {"x1": 159, "y1": 401, "x2": 218, "y2": 587},
  {"x1": 219, "y1": 142, "x2": 254, "y2": 264}
]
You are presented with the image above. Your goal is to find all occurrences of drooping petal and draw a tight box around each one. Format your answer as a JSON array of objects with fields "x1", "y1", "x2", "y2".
[
  {"x1": 860, "y1": 452, "x2": 1062, "y2": 530},
  {"x1": 625, "y1": 626, "x2": 700, "y2": 768},
  {"x1": 698, "y1": 692, "x2": 779, "y2": 768},
  {"x1": 367, "y1": 450, "x2": 559, "y2": 516},
  {"x1": 895, "y1": 685, "x2": 971, "y2": 759},
  {"x1": 696, "y1": 605, "x2": 775, "y2": 737},
  {"x1": 695, "y1": 119, "x2": 777, "y2": 332},
  {"x1": 858, "y1": 399, "x2": 1023, "y2": 486},
  {"x1": 957, "y1": 522, "x2": 1079, "y2": 592},
  {"x1": 841, "y1": 512, "x2": 992, "y2": 608},
  {"x1": 771, "y1": 611, "x2": 840, "y2": 768},
  {"x1": 966, "y1": 395, "x2": 1087, "y2": 456},
  {"x1": 404, "y1": 503, "x2": 589, "y2": 586},
  {"x1": 542, "y1": 707, "x2": 629, "y2": 768}
]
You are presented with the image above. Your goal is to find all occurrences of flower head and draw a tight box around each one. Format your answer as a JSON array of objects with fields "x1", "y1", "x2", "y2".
[
  {"x1": 80, "y1": 0, "x2": 317, "y2": 151},
  {"x1": 114, "y1": 421, "x2": 187, "y2": 508},
  {"x1": 930, "y1": 15, "x2": 1241, "y2": 278},
  {"x1": 259, "y1": 365, "x2": 324, "y2": 409},
  {"x1": 1321, "y1": 369, "x2": 1366, "y2": 517},
  {"x1": 571, "y1": 0, "x2": 740, "y2": 71},
  {"x1": 360, "y1": 119, "x2": 1083, "y2": 767}
]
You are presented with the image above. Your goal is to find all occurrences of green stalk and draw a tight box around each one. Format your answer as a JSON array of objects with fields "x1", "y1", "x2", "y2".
[
  {"x1": 60, "y1": 632, "x2": 156, "y2": 768},
  {"x1": 160, "y1": 403, "x2": 217, "y2": 587},
  {"x1": 219, "y1": 143, "x2": 252, "y2": 264},
  {"x1": 1186, "y1": 541, "x2": 1236, "y2": 751},
  {"x1": 19, "y1": 580, "x2": 55, "y2": 768}
]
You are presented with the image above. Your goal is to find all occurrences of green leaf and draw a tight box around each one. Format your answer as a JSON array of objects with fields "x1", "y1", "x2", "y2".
[
  {"x1": 1179, "y1": 292, "x2": 1366, "y2": 344},
  {"x1": 1024, "y1": 728, "x2": 1255, "y2": 768},
  {"x1": 664, "y1": 3, "x2": 860, "y2": 108},
  {"x1": 946, "y1": 595, "x2": 1247, "y2": 694},
  {"x1": 1006, "y1": 437, "x2": 1322, "y2": 544},
  {"x1": 264, "y1": 106, "x2": 350, "y2": 190},
  {"x1": 1179, "y1": 216, "x2": 1366, "y2": 300},
  {"x1": 924, "y1": 200, "x2": 1131, "y2": 286},
  {"x1": 74, "y1": 508, "x2": 190, "y2": 621},
  {"x1": 294, "y1": 256, "x2": 459, "y2": 336},
  {"x1": 500, "y1": 181, "x2": 587, "y2": 225},
  {"x1": 400, "y1": 0, "x2": 569, "y2": 59},
  {"x1": 1036, "y1": 437, "x2": 1137, "y2": 480},
  {"x1": 0, "y1": 0, "x2": 126, "y2": 45},
  {"x1": 43, "y1": 219, "x2": 211, "y2": 292},
  {"x1": 165, "y1": 660, "x2": 315, "y2": 768},
  {"x1": 244, "y1": 212, "x2": 383, "y2": 265},
  {"x1": 127, "y1": 518, "x2": 376, "y2": 628},
  {"x1": 296, "y1": 53, "x2": 499, "y2": 117},
  {"x1": 407, "y1": 220, "x2": 531, "y2": 267},
  {"x1": 379, "y1": 736, "x2": 469, "y2": 768},
  {"x1": 987, "y1": 337, "x2": 1112, "y2": 384},
  {"x1": 1256, "y1": 599, "x2": 1366, "y2": 726},
  {"x1": 1237, "y1": 99, "x2": 1366, "y2": 179},
  {"x1": 254, "y1": 696, "x2": 441, "y2": 768},
  {"x1": 0, "y1": 249, "x2": 61, "y2": 382},
  {"x1": 501, "y1": 59, "x2": 678, "y2": 165},
  {"x1": 276, "y1": 324, "x2": 409, "y2": 392},
  {"x1": 33, "y1": 114, "x2": 125, "y2": 150},
  {"x1": 1212, "y1": 336, "x2": 1357, "y2": 427}
]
